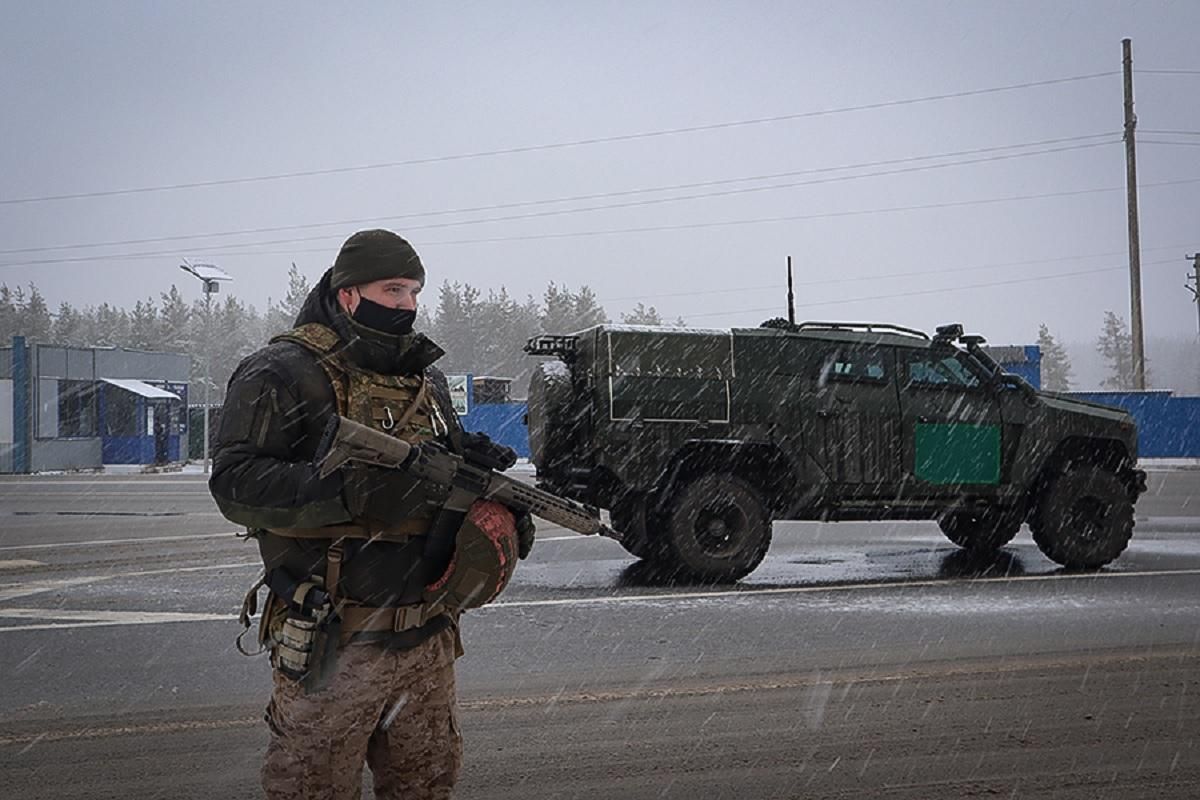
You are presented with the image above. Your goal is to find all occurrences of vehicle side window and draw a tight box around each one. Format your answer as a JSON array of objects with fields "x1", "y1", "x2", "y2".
[
  {"x1": 905, "y1": 353, "x2": 981, "y2": 389},
  {"x1": 821, "y1": 347, "x2": 889, "y2": 385}
]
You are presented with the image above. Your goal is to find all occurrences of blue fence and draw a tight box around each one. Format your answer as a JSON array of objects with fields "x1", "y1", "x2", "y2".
[
  {"x1": 459, "y1": 391, "x2": 1200, "y2": 463},
  {"x1": 1068, "y1": 391, "x2": 1200, "y2": 459},
  {"x1": 460, "y1": 402, "x2": 530, "y2": 458}
]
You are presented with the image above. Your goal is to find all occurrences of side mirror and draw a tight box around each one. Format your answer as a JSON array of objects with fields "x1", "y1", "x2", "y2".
[{"x1": 999, "y1": 374, "x2": 1040, "y2": 407}]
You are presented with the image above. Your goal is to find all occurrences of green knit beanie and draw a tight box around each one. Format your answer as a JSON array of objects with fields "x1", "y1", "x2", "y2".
[{"x1": 330, "y1": 229, "x2": 426, "y2": 290}]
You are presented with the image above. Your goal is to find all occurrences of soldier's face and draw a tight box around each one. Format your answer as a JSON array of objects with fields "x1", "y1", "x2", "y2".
[{"x1": 340, "y1": 277, "x2": 422, "y2": 313}]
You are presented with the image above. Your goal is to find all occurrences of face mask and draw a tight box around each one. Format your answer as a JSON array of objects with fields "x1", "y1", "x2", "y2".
[{"x1": 351, "y1": 297, "x2": 416, "y2": 336}]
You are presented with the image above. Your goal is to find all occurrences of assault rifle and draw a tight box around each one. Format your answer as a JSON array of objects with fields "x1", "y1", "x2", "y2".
[{"x1": 315, "y1": 415, "x2": 623, "y2": 545}]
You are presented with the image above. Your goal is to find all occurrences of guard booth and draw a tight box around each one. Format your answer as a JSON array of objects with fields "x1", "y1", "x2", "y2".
[
  {"x1": 1, "y1": 337, "x2": 189, "y2": 473},
  {"x1": 99, "y1": 378, "x2": 187, "y2": 465}
]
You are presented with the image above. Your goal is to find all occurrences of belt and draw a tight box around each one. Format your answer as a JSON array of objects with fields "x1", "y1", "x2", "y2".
[{"x1": 338, "y1": 602, "x2": 449, "y2": 642}]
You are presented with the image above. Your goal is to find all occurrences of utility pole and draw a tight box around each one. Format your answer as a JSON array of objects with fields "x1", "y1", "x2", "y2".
[
  {"x1": 1122, "y1": 38, "x2": 1147, "y2": 390},
  {"x1": 1187, "y1": 253, "x2": 1200, "y2": 338},
  {"x1": 180, "y1": 261, "x2": 233, "y2": 473},
  {"x1": 786, "y1": 255, "x2": 796, "y2": 325},
  {"x1": 203, "y1": 289, "x2": 213, "y2": 472}
]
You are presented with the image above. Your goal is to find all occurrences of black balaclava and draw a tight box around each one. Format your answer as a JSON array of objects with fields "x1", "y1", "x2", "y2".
[{"x1": 351, "y1": 297, "x2": 416, "y2": 336}]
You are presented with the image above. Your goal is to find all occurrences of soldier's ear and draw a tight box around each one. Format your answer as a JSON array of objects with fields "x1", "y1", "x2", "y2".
[{"x1": 337, "y1": 287, "x2": 358, "y2": 313}]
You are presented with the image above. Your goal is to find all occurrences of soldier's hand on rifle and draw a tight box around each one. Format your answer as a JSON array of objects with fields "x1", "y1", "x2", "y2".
[
  {"x1": 461, "y1": 431, "x2": 518, "y2": 472},
  {"x1": 514, "y1": 512, "x2": 535, "y2": 559}
]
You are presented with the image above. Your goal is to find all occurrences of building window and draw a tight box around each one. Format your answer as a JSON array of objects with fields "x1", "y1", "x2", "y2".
[{"x1": 58, "y1": 380, "x2": 97, "y2": 438}]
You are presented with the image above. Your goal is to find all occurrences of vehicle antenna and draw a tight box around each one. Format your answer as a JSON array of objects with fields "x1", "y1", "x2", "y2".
[{"x1": 786, "y1": 255, "x2": 795, "y2": 325}]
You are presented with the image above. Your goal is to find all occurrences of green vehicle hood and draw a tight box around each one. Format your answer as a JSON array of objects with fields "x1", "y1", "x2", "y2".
[{"x1": 1037, "y1": 392, "x2": 1133, "y2": 425}]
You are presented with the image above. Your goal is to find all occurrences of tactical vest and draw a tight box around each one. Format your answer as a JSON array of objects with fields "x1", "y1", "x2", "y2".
[{"x1": 270, "y1": 322, "x2": 451, "y2": 540}]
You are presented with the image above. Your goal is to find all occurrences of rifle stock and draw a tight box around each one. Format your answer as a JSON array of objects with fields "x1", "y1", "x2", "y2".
[{"x1": 316, "y1": 415, "x2": 623, "y2": 542}]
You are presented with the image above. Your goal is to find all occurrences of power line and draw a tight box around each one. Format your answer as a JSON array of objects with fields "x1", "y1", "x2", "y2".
[
  {"x1": 599, "y1": 248, "x2": 1190, "y2": 303},
  {"x1": 1142, "y1": 129, "x2": 1200, "y2": 136},
  {"x1": 682, "y1": 260, "x2": 1175, "y2": 321},
  {"x1": 5, "y1": 176, "x2": 1197, "y2": 270},
  {"x1": 1142, "y1": 139, "x2": 1200, "y2": 147},
  {"x1": 0, "y1": 134, "x2": 1118, "y2": 257},
  {"x1": 414, "y1": 177, "x2": 1200, "y2": 248},
  {"x1": 1137, "y1": 69, "x2": 1200, "y2": 75},
  {"x1": 0, "y1": 71, "x2": 1120, "y2": 207}
]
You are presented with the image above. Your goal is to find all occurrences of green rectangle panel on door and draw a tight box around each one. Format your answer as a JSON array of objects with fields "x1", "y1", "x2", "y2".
[{"x1": 914, "y1": 423, "x2": 1001, "y2": 485}]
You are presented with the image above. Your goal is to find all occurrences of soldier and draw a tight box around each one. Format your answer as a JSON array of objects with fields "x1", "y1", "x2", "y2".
[{"x1": 210, "y1": 229, "x2": 533, "y2": 799}]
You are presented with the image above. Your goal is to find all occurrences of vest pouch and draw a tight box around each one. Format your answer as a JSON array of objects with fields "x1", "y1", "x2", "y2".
[{"x1": 274, "y1": 611, "x2": 317, "y2": 680}]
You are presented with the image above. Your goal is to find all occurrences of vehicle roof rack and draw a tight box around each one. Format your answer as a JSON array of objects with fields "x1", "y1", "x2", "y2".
[
  {"x1": 524, "y1": 334, "x2": 578, "y2": 358},
  {"x1": 795, "y1": 321, "x2": 930, "y2": 340}
]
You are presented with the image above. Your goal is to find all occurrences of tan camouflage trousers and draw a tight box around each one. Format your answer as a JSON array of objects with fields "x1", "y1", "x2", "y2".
[{"x1": 262, "y1": 627, "x2": 462, "y2": 800}]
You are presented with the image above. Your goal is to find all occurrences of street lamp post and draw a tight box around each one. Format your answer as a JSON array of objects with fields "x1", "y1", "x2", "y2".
[{"x1": 180, "y1": 261, "x2": 233, "y2": 473}]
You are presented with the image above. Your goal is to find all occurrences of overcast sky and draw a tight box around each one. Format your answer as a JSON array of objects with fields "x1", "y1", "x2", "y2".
[{"x1": 1, "y1": 1, "x2": 1197, "y2": 346}]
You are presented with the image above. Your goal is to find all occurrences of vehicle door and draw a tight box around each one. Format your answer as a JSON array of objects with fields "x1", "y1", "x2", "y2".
[
  {"x1": 806, "y1": 342, "x2": 902, "y2": 499},
  {"x1": 896, "y1": 345, "x2": 1006, "y2": 498}
]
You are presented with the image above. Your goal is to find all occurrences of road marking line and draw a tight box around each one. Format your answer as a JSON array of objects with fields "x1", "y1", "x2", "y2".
[
  {"x1": 0, "y1": 608, "x2": 233, "y2": 625},
  {"x1": 1, "y1": 646, "x2": 1193, "y2": 747},
  {"x1": 2, "y1": 566, "x2": 1199, "y2": 633},
  {"x1": 0, "y1": 480, "x2": 209, "y2": 486},
  {"x1": 0, "y1": 532, "x2": 241, "y2": 552},
  {"x1": 481, "y1": 567, "x2": 1200, "y2": 609},
  {"x1": 0, "y1": 576, "x2": 113, "y2": 603},
  {"x1": 0, "y1": 560, "x2": 44, "y2": 569},
  {"x1": 0, "y1": 532, "x2": 581, "y2": 553},
  {"x1": 0, "y1": 562, "x2": 259, "y2": 603},
  {"x1": 0, "y1": 717, "x2": 261, "y2": 747}
]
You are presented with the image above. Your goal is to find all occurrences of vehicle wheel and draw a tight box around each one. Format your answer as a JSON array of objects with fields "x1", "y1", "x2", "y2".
[
  {"x1": 660, "y1": 474, "x2": 772, "y2": 582},
  {"x1": 1030, "y1": 464, "x2": 1134, "y2": 568},
  {"x1": 938, "y1": 509, "x2": 1021, "y2": 553},
  {"x1": 610, "y1": 496, "x2": 664, "y2": 561}
]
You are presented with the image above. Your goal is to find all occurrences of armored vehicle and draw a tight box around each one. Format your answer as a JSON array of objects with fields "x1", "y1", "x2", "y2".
[{"x1": 525, "y1": 321, "x2": 1147, "y2": 582}]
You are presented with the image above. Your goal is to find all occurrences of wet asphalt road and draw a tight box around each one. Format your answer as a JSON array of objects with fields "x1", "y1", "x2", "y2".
[{"x1": 0, "y1": 469, "x2": 1198, "y2": 799}]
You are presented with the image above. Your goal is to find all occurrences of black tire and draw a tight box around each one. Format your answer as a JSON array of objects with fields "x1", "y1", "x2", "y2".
[
  {"x1": 659, "y1": 474, "x2": 772, "y2": 582},
  {"x1": 610, "y1": 496, "x2": 664, "y2": 561},
  {"x1": 1030, "y1": 464, "x2": 1134, "y2": 569},
  {"x1": 938, "y1": 509, "x2": 1021, "y2": 553}
]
